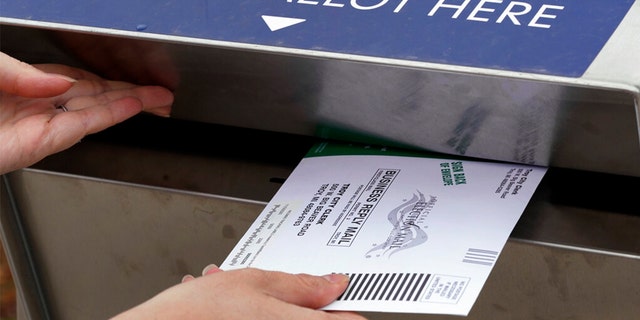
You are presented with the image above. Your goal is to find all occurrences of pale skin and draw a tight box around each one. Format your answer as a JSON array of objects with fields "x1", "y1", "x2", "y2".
[
  {"x1": 0, "y1": 51, "x2": 172, "y2": 174},
  {"x1": 115, "y1": 266, "x2": 365, "y2": 320},
  {"x1": 0, "y1": 51, "x2": 365, "y2": 319}
]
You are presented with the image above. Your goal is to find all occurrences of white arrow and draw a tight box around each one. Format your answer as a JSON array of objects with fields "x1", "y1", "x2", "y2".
[{"x1": 261, "y1": 15, "x2": 306, "y2": 31}]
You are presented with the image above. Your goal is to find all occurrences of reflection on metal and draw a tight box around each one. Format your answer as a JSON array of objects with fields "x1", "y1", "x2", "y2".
[
  {"x1": 0, "y1": 23, "x2": 639, "y2": 176},
  {"x1": 0, "y1": 176, "x2": 50, "y2": 320},
  {"x1": 1, "y1": 11, "x2": 640, "y2": 320},
  {"x1": 3, "y1": 161, "x2": 639, "y2": 319},
  {"x1": 363, "y1": 240, "x2": 640, "y2": 320},
  {"x1": 3, "y1": 169, "x2": 266, "y2": 319}
]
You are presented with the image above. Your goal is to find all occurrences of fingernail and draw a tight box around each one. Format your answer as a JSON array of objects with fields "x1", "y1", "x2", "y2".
[
  {"x1": 49, "y1": 73, "x2": 77, "y2": 83},
  {"x1": 202, "y1": 264, "x2": 221, "y2": 276},
  {"x1": 148, "y1": 106, "x2": 172, "y2": 118},
  {"x1": 181, "y1": 274, "x2": 195, "y2": 283},
  {"x1": 323, "y1": 273, "x2": 350, "y2": 284}
]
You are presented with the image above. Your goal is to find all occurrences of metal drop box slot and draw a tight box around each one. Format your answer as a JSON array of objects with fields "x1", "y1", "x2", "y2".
[{"x1": 1, "y1": 1, "x2": 640, "y2": 319}]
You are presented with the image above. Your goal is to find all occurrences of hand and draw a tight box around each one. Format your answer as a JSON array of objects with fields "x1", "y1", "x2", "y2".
[
  {"x1": 113, "y1": 266, "x2": 367, "y2": 320},
  {"x1": 0, "y1": 51, "x2": 174, "y2": 174}
]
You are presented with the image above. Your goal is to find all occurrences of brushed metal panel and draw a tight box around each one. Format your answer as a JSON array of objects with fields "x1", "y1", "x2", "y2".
[
  {"x1": 1, "y1": 23, "x2": 639, "y2": 177},
  {"x1": 3, "y1": 168, "x2": 639, "y2": 320}
]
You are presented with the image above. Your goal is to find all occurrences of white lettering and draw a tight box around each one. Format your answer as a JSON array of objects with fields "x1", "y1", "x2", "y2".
[
  {"x1": 323, "y1": 0, "x2": 345, "y2": 7},
  {"x1": 496, "y1": 2, "x2": 532, "y2": 25},
  {"x1": 467, "y1": 0, "x2": 502, "y2": 22},
  {"x1": 351, "y1": 0, "x2": 389, "y2": 11},
  {"x1": 289, "y1": 0, "x2": 407, "y2": 12},
  {"x1": 393, "y1": 0, "x2": 410, "y2": 13},
  {"x1": 429, "y1": 0, "x2": 472, "y2": 19},
  {"x1": 285, "y1": 0, "x2": 564, "y2": 28},
  {"x1": 528, "y1": 5, "x2": 564, "y2": 28}
]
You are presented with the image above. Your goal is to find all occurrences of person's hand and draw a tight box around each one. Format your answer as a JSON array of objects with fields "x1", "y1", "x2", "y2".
[
  {"x1": 0, "y1": 51, "x2": 173, "y2": 174},
  {"x1": 113, "y1": 266, "x2": 367, "y2": 320}
]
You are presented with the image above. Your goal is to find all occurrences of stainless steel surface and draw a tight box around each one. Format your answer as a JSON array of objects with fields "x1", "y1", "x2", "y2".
[
  {"x1": 2, "y1": 13, "x2": 640, "y2": 320},
  {"x1": 1, "y1": 130, "x2": 639, "y2": 319},
  {"x1": 1, "y1": 176, "x2": 49, "y2": 320},
  {"x1": 40, "y1": 115, "x2": 640, "y2": 257},
  {"x1": 365, "y1": 240, "x2": 640, "y2": 320},
  {"x1": 1, "y1": 22, "x2": 639, "y2": 177},
  {"x1": 3, "y1": 169, "x2": 265, "y2": 319}
]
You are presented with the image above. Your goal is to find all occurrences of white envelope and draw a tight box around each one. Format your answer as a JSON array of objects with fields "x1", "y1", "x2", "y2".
[{"x1": 221, "y1": 142, "x2": 546, "y2": 316}]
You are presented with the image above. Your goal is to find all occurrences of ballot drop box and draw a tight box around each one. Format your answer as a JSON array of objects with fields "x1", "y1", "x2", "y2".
[{"x1": 1, "y1": 1, "x2": 640, "y2": 319}]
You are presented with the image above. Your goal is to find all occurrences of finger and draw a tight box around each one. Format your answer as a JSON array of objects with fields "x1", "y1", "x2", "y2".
[
  {"x1": 267, "y1": 297, "x2": 368, "y2": 320},
  {"x1": 182, "y1": 263, "x2": 223, "y2": 284},
  {"x1": 286, "y1": 273, "x2": 351, "y2": 309},
  {"x1": 0, "y1": 96, "x2": 143, "y2": 173},
  {"x1": 327, "y1": 311, "x2": 369, "y2": 320},
  {"x1": 202, "y1": 264, "x2": 223, "y2": 276},
  {"x1": 0, "y1": 52, "x2": 75, "y2": 97},
  {"x1": 238, "y1": 269, "x2": 351, "y2": 310},
  {"x1": 44, "y1": 96, "x2": 143, "y2": 155},
  {"x1": 34, "y1": 63, "x2": 103, "y2": 81},
  {"x1": 70, "y1": 96, "x2": 144, "y2": 135},
  {"x1": 59, "y1": 80, "x2": 173, "y2": 117},
  {"x1": 34, "y1": 64, "x2": 174, "y2": 116},
  {"x1": 0, "y1": 97, "x2": 57, "y2": 121}
]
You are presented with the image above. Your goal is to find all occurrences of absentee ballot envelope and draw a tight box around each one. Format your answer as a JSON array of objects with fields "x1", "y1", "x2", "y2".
[{"x1": 220, "y1": 142, "x2": 546, "y2": 316}]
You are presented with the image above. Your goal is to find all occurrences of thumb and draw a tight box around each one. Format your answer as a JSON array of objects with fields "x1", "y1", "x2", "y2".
[
  {"x1": 258, "y1": 270, "x2": 351, "y2": 309},
  {"x1": 0, "y1": 51, "x2": 75, "y2": 97}
]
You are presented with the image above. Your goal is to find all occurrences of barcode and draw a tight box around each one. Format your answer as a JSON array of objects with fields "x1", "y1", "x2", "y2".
[
  {"x1": 462, "y1": 248, "x2": 499, "y2": 266},
  {"x1": 337, "y1": 273, "x2": 431, "y2": 302}
]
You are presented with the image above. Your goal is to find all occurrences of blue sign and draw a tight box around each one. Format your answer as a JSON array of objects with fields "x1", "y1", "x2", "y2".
[{"x1": 0, "y1": 0, "x2": 634, "y2": 77}]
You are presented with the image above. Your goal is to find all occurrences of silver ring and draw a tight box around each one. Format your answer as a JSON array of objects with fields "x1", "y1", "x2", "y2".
[{"x1": 56, "y1": 105, "x2": 69, "y2": 112}]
